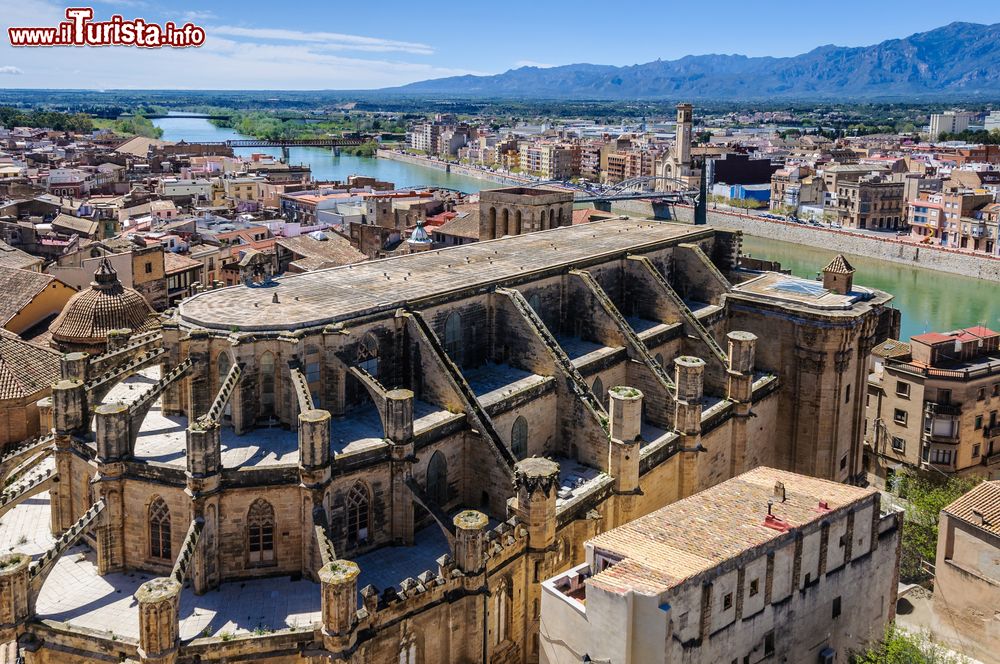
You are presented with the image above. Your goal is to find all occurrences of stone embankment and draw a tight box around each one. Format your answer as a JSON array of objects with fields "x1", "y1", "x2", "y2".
[
  {"x1": 376, "y1": 150, "x2": 533, "y2": 187},
  {"x1": 654, "y1": 204, "x2": 1000, "y2": 283}
]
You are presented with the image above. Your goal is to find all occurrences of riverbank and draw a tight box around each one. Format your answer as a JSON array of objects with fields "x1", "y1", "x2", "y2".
[
  {"x1": 377, "y1": 149, "x2": 534, "y2": 188},
  {"x1": 664, "y1": 205, "x2": 1000, "y2": 283}
]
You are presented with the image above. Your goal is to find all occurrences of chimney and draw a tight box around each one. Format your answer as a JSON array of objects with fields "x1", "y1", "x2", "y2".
[
  {"x1": 773, "y1": 481, "x2": 786, "y2": 502},
  {"x1": 972, "y1": 509, "x2": 986, "y2": 527}
]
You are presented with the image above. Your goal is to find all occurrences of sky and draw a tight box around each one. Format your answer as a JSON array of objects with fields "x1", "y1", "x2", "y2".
[{"x1": 1, "y1": 0, "x2": 1000, "y2": 89}]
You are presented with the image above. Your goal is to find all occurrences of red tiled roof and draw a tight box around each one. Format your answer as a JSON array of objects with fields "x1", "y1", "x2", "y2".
[{"x1": 911, "y1": 332, "x2": 953, "y2": 345}]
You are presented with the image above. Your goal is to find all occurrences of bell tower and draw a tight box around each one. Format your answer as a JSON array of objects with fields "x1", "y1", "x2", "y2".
[{"x1": 675, "y1": 102, "x2": 693, "y2": 167}]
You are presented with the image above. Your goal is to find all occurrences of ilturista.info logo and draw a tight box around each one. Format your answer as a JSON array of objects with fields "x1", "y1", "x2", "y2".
[{"x1": 8, "y1": 7, "x2": 206, "y2": 48}]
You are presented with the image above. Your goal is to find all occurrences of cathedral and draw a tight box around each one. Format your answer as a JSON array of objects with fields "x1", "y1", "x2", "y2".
[{"x1": 0, "y1": 217, "x2": 897, "y2": 663}]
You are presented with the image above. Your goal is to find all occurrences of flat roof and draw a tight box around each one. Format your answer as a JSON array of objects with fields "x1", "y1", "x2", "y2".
[
  {"x1": 178, "y1": 219, "x2": 709, "y2": 331},
  {"x1": 587, "y1": 467, "x2": 875, "y2": 596}
]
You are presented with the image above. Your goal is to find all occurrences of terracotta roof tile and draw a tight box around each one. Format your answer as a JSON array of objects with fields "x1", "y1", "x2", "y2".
[
  {"x1": 587, "y1": 467, "x2": 875, "y2": 596},
  {"x1": 943, "y1": 481, "x2": 1000, "y2": 537},
  {"x1": 0, "y1": 329, "x2": 59, "y2": 400},
  {"x1": 0, "y1": 268, "x2": 59, "y2": 327}
]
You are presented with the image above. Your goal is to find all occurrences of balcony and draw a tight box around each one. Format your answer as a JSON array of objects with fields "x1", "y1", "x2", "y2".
[
  {"x1": 983, "y1": 425, "x2": 1000, "y2": 439},
  {"x1": 923, "y1": 431, "x2": 960, "y2": 445},
  {"x1": 925, "y1": 401, "x2": 962, "y2": 416}
]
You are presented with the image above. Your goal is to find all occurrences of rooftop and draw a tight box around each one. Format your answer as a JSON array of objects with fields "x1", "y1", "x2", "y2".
[
  {"x1": 178, "y1": 219, "x2": 708, "y2": 332},
  {"x1": 586, "y1": 467, "x2": 875, "y2": 596},
  {"x1": 943, "y1": 480, "x2": 1000, "y2": 537},
  {"x1": 731, "y1": 272, "x2": 877, "y2": 311}
]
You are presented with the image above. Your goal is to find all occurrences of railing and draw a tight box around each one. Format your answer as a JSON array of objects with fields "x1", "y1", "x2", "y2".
[
  {"x1": 886, "y1": 358, "x2": 1000, "y2": 381},
  {"x1": 925, "y1": 400, "x2": 962, "y2": 416},
  {"x1": 922, "y1": 431, "x2": 960, "y2": 445}
]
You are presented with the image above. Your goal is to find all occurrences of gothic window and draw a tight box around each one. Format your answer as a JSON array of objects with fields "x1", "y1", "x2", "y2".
[
  {"x1": 426, "y1": 450, "x2": 448, "y2": 506},
  {"x1": 260, "y1": 352, "x2": 275, "y2": 416},
  {"x1": 149, "y1": 497, "x2": 171, "y2": 560},
  {"x1": 247, "y1": 498, "x2": 275, "y2": 565},
  {"x1": 305, "y1": 345, "x2": 321, "y2": 407},
  {"x1": 511, "y1": 416, "x2": 528, "y2": 460},
  {"x1": 357, "y1": 333, "x2": 379, "y2": 377},
  {"x1": 444, "y1": 312, "x2": 463, "y2": 366},
  {"x1": 592, "y1": 377, "x2": 604, "y2": 406},
  {"x1": 490, "y1": 577, "x2": 511, "y2": 647},
  {"x1": 655, "y1": 353, "x2": 665, "y2": 371},
  {"x1": 527, "y1": 293, "x2": 542, "y2": 316},
  {"x1": 346, "y1": 482, "x2": 371, "y2": 547},
  {"x1": 217, "y1": 351, "x2": 231, "y2": 383}
]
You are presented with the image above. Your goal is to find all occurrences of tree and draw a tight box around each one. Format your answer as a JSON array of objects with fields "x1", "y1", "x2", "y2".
[
  {"x1": 893, "y1": 470, "x2": 981, "y2": 583},
  {"x1": 852, "y1": 624, "x2": 967, "y2": 663}
]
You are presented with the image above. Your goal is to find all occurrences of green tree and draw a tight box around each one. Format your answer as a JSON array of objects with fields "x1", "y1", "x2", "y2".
[
  {"x1": 852, "y1": 624, "x2": 967, "y2": 663},
  {"x1": 894, "y1": 470, "x2": 981, "y2": 583}
]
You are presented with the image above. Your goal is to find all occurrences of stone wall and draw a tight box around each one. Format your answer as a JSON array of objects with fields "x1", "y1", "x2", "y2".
[{"x1": 679, "y1": 206, "x2": 1000, "y2": 282}]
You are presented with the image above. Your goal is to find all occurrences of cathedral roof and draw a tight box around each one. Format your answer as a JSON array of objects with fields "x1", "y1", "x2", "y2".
[
  {"x1": 823, "y1": 254, "x2": 855, "y2": 274},
  {"x1": 48, "y1": 258, "x2": 158, "y2": 347}
]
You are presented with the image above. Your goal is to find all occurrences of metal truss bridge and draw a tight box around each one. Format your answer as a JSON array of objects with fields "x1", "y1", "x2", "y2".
[{"x1": 402, "y1": 176, "x2": 699, "y2": 204}]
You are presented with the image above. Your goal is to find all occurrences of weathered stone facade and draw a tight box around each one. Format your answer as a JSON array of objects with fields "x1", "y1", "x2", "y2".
[{"x1": 1, "y1": 218, "x2": 897, "y2": 663}]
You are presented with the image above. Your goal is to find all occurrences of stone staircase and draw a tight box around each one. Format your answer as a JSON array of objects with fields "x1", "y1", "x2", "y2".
[
  {"x1": 170, "y1": 518, "x2": 204, "y2": 585},
  {"x1": 0, "y1": 466, "x2": 56, "y2": 519},
  {"x1": 87, "y1": 330, "x2": 163, "y2": 376},
  {"x1": 496, "y1": 287, "x2": 608, "y2": 421},
  {"x1": 403, "y1": 310, "x2": 516, "y2": 472},
  {"x1": 570, "y1": 269, "x2": 678, "y2": 394},
  {"x1": 84, "y1": 347, "x2": 167, "y2": 405},
  {"x1": 629, "y1": 255, "x2": 728, "y2": 367},
  {"x1": 28, "y1": 499, "x2": 105, "y2": 598},
  {"x1": 0, "y1": 435, "x2": 54, "y2": 484},
  {"x1": 126, "y1": 358, "x2": 193, "y2": 448},
  {"x1": 204, "y1": 363, "x2": 242, "y2": 423},
  {"x1": 288, "y1": 365, "x2": 314, "y2": 414}
]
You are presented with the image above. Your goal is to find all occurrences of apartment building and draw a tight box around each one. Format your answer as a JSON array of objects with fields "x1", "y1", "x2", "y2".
[
  {"x1": 770, "y1": 165, "x2": 822, "y2": 210},
  {"x1": 834, "y1": 173, "x2": 905, "y2": 230},
  {"x1": 908, "y1": 189, "x2": 994, "y2": 248},
  {"x1": 865, "y1": 326, "x2": 1000, "y2": 486},
  {"x1": 930, "y1": 111, "x2": 975, "y2": 139},
  {"x1": 540, "y1": 467, "x2": 901, "y2": 664},
  {"x1": 518, "y1": 143, "x2": 578, "y2": 180}
]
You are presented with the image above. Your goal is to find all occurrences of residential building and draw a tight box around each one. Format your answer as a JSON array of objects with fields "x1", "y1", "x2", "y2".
[
  {"x1": 930, "y1": 111, "x2": 975, "y2": 139},
  {"x1": 770, "y1": 165, "x2": 822, "y2": 211},
  {"x1": 834, "y1": 173, "x2": 905, "y2": 230},
  {"x1": 163, "y1": 252, "x2": 203, "y2": 306},
  {"x1": 540, "y1": 467, "x2": 901, "y2": 664},
  {"x1": 985, "y1": 111, "x2": 1000, "y2": 133},
  {"x1": 933, "y1": 481, "x2": 1000, "y2": 662},
  {"x1": 518, "y1": 144, "x2": 578, "y2": 180},
  {"x1": 908, "y1": 189, "x2": 993, "y2": 248},
  {"x1": 0, "y1": 267, "x2": 76, "y2": 337},
  {"x1": 865, "y1": 326, "x2": 1000, "y2": 486}
]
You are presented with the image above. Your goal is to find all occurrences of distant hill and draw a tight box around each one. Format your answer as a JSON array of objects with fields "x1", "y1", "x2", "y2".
[{"x1": 389, "y1": 22, "x2": 1000, "y2": 99}]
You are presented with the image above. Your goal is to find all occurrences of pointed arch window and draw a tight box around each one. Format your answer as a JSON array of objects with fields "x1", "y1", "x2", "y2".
[
  {"x1": 149, "y1": 497, "x2": 171, "y2": 560},
  {"x1": 248, "y1": 498, "x2": 275, "y2": 564},
  {"x1": 444, "y1": 312, "x2": 463, "y2": 366},
  {"x1": 511, "y1": 416, "x2": 528, "y2": 460},
  {"x1": 357, "y1": 333, "x2": 380, "y2": 378},
  {"x1": 260, "y1": 352, "x2": 275, "y2": 416},
  {"x1": 592, "y1": 377, "x2": 604, "y2": 407},
  {"x1": 426, "y1": 450, "x2": 449, "y2": 505},
  {"x1": 305, "y1": 345, "x2": 321, "y2": 407},
  {"x1": 346, "y1": 482, "x2": 371, "y2": 546}
]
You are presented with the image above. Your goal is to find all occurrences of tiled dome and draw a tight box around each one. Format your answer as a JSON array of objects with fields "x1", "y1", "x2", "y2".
[{"x1": 49, "y1": 258, "x2": 158, "y2": 350}]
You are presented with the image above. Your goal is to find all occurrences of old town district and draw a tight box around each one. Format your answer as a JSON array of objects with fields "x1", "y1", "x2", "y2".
[{"x1": 0, "y1": 202, "x2": 913, "y2": 664}]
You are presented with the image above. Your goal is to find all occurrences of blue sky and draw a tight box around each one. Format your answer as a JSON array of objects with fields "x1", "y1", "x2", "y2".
[{"x1": 2, "y1": 0, "x2": 1000, "y2": 89}]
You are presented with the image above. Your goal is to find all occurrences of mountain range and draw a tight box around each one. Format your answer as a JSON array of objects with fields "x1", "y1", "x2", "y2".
[{"x1": 389, "y1": 22, "x2": 1000, "y2": 100}]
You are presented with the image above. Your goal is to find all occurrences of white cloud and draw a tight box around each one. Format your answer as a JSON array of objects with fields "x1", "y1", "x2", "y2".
[
  {"x1": 209, "y1": 26, "x2": 434, "y2": 55},
  {"x1": 181, "y1": 10, "x2": 217, "y2": 22},
  {"x1": 514, "y1": 60, "x2": 556, "y2": 69},
  {"x1": 0, "y1": 66, "x2": 24, "y2": 75}
]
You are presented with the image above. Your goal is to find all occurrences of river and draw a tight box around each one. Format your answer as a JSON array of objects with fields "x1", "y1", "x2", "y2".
[
  {"x1": 154, "y1": 116, "x2": 998, "y2": 342},
  {"x1": 741, "y1": 235, "x2": 1000, "y2": 341},
  {"x1": 152, "y1": 116, "x2": 488, "y2": 192}
]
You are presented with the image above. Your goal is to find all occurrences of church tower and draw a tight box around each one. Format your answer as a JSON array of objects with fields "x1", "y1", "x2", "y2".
[{"x1": 675, "y1": 102, "x2": 693, "y2": 166}]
